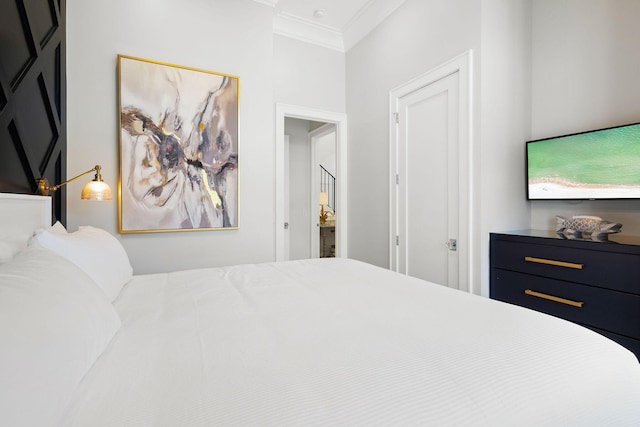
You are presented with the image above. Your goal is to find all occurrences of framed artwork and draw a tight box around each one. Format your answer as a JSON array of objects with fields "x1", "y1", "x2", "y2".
[{"x1": 117, "y1": 55, "x2": 239, "y2": 233}]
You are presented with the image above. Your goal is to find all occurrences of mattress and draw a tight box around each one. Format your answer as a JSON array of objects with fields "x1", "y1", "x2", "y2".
[{"x1": 61, "y1": 258, "x2": 640, "y2": 426}]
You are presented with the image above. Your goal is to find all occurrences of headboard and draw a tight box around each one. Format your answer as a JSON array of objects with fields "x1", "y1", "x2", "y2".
[{"x1": 0, "y1": 193, "x2": 52, "y2": 239}]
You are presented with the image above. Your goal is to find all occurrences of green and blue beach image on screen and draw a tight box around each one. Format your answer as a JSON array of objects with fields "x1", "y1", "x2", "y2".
[{"x1": 528, "y1": 123, "x2": 640, "y2": 199}]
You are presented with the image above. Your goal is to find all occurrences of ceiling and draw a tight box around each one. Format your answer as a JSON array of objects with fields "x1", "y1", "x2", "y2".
[{"x1": 254, "y1": 0, "x2": 407, "y2": 52}]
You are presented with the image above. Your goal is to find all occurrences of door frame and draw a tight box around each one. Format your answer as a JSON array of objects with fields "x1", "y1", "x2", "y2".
[
  {"x1": 275, "y1": 104, "x2": 348, "y2": 261},
  {"x1": 389, "y1": 50, "x2": 473, "y2": 293}
]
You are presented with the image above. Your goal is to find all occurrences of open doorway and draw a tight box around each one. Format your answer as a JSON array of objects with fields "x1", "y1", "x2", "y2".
[
  {"x1": 275, "y1": 104, "x2": 347, "y2": 262},
  {"x1": 284, "y1": 119, "x2": 336, "y2": 259}
]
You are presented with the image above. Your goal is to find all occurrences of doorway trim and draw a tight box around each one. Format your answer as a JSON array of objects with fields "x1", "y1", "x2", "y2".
[
  {"x1": 389, "y1": 50, "x2": 473, "y2": 293},
  {"x1": 275, "y1": 103, "x2": 348, "y2": 261}
]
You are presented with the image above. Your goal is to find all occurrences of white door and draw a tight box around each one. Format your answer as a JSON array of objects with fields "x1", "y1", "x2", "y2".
[
  {"x1": 390, "y1": 51, "x2": 472, "y2": 292},
  {"x1": 397, "y1": 73, "x2": 458, "y2": 288}
]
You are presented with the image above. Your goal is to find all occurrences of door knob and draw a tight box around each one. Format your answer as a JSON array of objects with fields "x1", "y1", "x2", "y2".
[{"x1": 446, "y1": 238, "x2": 457, "y2": 251}]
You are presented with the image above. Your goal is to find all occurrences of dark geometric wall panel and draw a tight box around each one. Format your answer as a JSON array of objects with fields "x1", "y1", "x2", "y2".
[
  {"x1": 13, "y1": 76, "x2": 58, "y2": 169},
  {"x1": 24, "y1": 0, "x2": 58, "y2": 48},
  {"x1": 0, "y1": 86, "x2": 7, "y2": 112},
  {"x1": 0, "y1": 87, "x2": 6, "y2": 111},
  {"x1": 53, "y1": 152, "x2": 63, "y2": 222},
  {"x1": 0, "y1": 122, "x2": 32, "y2": 193},
  {"x1": 0, "y1": 0, "x2": 66, "y2": 224},
  {"x1": 0, "y1": 0, "x2": 36, "y2": 89},
  {"x1": 41, "y1": 45, "x2": 62, "y2": 118}
]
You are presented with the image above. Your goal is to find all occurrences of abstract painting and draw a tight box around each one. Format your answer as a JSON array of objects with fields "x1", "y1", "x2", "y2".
[{"x1": 117, "y1": 55, "x2": 239, "y2": 233}]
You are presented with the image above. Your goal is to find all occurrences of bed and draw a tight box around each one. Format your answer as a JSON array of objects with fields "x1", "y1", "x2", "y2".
[{"x1": 1, "y1": 193, "x2": 640, "y2": 426}]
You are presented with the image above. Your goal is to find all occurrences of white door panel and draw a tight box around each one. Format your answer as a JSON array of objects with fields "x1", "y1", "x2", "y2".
[
  {"x1": 390, "y1": 51, "x2": 472, "y2": 293},
  {"x1": 395, "y1": 72, "x2": 459, "y2": 288}
]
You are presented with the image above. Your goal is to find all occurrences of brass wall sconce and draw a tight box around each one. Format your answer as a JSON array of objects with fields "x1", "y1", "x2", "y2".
[{"x1": 36, "y1": 165, "x2": 113, "y2": 200}]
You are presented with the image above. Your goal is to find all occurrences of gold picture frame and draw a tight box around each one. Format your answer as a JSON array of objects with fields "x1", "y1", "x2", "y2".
[{"x1": 117, "y1": 55, "x2": 239, "y2": 233}]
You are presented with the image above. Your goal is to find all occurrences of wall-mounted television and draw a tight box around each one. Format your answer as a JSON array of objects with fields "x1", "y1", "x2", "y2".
[{"x1": 527, "y1": 122, "x2": 640, "y2": 200}]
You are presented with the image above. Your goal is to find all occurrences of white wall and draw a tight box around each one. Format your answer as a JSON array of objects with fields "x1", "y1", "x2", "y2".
[
  {"x1": 67, "y1": 0, "x2": 274, "y2": 273},
  {"x1": 346, "y1": 0, "x2": 482, "y2": 274},
  {"x1": 479, "y1": 0, "x2": 532, "y2": 296},
  {"x1": 530, "y1": 0, "x2": 640, "y2": 234},
  {"x1": 273, "y1": 35, "x2": 346, "y2": 113}
]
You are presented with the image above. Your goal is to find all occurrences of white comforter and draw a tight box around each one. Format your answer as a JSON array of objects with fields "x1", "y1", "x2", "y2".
[{"x1": 62, "y1": 258, "x2": 640, "y2": 426}]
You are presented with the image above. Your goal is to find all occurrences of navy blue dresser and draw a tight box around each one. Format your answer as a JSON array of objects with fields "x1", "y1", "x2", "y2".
[{"x1": 490, "y1": 230, "x2": 640, "y2": 360}]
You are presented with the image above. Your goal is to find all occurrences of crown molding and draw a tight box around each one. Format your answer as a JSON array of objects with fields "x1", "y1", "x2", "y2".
[
  {"x1": 258, "y1": 0, "x2": 407, "y2": 52},
  {"x1": 252, "y1": 0, "x2": 279, "y2": 7},
  {"x1": 343, "y1": 0, "x2": 406, "y2": 51},
  {"x1": 273, "y1": 12, "x2": 345, "y2": 52}
]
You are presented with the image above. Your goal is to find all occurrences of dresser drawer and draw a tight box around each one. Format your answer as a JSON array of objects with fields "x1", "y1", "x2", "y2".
[
  {"x1": 491, "y1": 268, "x2": 640, "y2": 340},
  {"x1": 491, "y1": 239, "x2": 640, "y2": 294}
]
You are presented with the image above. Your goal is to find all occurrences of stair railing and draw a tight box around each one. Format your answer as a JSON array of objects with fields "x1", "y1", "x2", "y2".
[{"x1": 320, "y1": 165, "x2": 336, "y2": 213}]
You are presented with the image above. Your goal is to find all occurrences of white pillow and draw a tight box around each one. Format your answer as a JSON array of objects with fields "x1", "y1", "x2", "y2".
[
  {"x1": 0, "y1": 246, "x2": 121, "y2": 427},
  {"x1": 0, "y1": 222, "x2": 67, "y2": 265},
  {"x1": 0, "y1": 235, "x2": 28, "y2": 264},
  {"x1": 29, "y1": 226, "x2": 133, "y2": 301}
]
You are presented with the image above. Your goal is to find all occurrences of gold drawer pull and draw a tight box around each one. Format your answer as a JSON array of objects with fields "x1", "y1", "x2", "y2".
[
  {"x1": 524, "y1": 256, "x2": 583, "y2": 270},
  {"x1": 525, "y1": 289, "x2": 584, "y2": 308}
]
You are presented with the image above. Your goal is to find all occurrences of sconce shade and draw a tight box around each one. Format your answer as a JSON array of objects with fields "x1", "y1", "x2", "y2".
[
  {"x1": 81, "y1": 180, "x2": 113, "y2": 201},
  {"x1": 36, "y1": 164, "x2": 112, "y2": 201},
  {"x1": 319, "y1": 192, "x2": 329, "y2": 206}
]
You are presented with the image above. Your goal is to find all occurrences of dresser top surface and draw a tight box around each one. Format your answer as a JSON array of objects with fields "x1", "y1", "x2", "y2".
[{"x1": 491, "y1": 229, "x2": 640, "y2": 252}]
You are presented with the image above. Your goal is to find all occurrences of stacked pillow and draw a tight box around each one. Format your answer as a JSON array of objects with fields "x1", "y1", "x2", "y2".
[
  {"x1": 0, "y1": 221, "x2": 66, "y2": 265},
  {"x1": 0, "y1": 235, "x2": 28, "y2": 264},
  {"x1": 29, "y1": 224, "x2": 133, "y2": 301},
  {"x1": 0, "y1": 246, "x2": 122, "y2": 426},
  {"x1": 0, "y1": 223, "x2": 132, "y2": 426}
]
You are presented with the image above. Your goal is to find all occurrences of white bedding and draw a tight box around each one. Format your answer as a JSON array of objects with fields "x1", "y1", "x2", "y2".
[{"x1": 62, "y1": 258, "x2": 640, "y2": 426}]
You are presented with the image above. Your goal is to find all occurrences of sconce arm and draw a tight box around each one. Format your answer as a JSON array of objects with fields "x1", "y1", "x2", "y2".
[{"x1": 36, "y1": 165, "x2": 102, "y2": 196}]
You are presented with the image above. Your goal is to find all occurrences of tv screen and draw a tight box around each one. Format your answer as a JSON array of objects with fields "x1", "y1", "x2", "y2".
[{"x1": 527, "y1": 122, "x2": 640, "y2": 200}]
